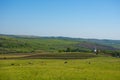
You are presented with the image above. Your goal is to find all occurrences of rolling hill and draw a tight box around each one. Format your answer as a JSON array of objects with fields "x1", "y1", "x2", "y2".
[{"x1": 0, "y1": 34, "x2": 120, "y2": 56}]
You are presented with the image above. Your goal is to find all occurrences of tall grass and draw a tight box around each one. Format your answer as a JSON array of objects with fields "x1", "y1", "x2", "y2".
[{"x1": 0, "y1": 57, "x2": 120, "y2": 80}]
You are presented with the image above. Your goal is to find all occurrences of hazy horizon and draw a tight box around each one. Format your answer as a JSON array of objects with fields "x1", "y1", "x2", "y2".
[{"x1": 0, "y1": 0, "x2": 120, "y2": 40}]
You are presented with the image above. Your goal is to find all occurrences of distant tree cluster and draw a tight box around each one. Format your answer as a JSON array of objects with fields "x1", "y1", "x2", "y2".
[
  {"x1": 59, "y1": 47, "x2": 91, "y2": 52},
  {"x1": 100, "y1": 50, "x2": 120, "y2": 57}
]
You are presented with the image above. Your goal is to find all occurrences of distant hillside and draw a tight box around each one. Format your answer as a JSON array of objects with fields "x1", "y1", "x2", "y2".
[
  {"x1": 81, "y1": 39, "x2": 120, "y2": 49},
  {"x1": 0, "y1": 35, "x2": 79, "y2": 53},
  {"x1": 0, "y1": 34, "x2": 120, "y2": 55}
]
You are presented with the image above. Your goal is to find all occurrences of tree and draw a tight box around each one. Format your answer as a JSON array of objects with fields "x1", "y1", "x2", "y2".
[{"x1": 66, "y1": 48, "x2": 71, "y2": 52}]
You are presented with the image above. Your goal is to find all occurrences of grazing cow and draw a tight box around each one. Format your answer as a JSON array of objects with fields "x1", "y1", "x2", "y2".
[
  {"x1": 88, "y1": 61, "x2": 91, "y2": 64},
  {"x1": 11, "y1": 63, "x2": 15, "y2": 65},
  {"x1": 28, "y1": 62, "x2": 33, "y2": 64},
  {"x1": 64, "y1": 61, "x2": 68, "y2": 64}
]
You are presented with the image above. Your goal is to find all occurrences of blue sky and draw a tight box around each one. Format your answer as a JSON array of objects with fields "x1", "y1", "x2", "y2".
[{"x1": 0, "y1": 0, "x2": 120, "y2": 40}]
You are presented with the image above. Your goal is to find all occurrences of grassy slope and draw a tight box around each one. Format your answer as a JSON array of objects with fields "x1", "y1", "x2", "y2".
[
  {"x1": 0, "y1": 57, "x2": 120, "y2": 80},
  {"x1": 0, "y1": 35, "x2": 79, "y2": 53},
  {"x1": 0, "y1": 35, "x2": 118, "y2": 54}
]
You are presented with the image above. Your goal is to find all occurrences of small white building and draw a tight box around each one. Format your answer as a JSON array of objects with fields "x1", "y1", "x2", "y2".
[{"x1": 94, "y1": 48, "x2": 97, "y2": 53}]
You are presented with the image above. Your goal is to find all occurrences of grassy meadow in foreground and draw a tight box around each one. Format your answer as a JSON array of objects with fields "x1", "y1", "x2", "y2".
[{"x1": 0, "y1": 57, "x2": 120, "y2": 80}]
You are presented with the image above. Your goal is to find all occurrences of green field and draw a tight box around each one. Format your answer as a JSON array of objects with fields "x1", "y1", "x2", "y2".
[
  {"x1": 0, "y1": 56, "x2": 120, "y2": 80},
  {"x1": 1, "y1": 35, "x2": 120, "y2": 55},
  {"x1": 0, "y1": 35, "x2": 120, "y2": 80}
]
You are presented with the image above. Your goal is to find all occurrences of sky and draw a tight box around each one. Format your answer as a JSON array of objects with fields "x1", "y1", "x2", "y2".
[{"x1": 0, "y1": 0, "x2": 120, "y2": 40}]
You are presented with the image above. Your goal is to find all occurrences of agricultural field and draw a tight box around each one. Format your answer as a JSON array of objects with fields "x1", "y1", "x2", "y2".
[
  {"x1": 0, "y1": 35, "x2": 120, "y2": 80},
  {"x1": 0, "y1": 35, "x2": 120, "y2": 56},
  {"x1": 0, "y1": 56, "x2": 120, "y2": 80}
]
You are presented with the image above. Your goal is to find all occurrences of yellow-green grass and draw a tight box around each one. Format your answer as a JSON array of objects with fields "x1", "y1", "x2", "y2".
[
  {"x1": 0, "y1": 53, "x2": 30, "y2": 59},
  {"x1": 0, "y1": 57, "x2": 120, "y2": 80}
]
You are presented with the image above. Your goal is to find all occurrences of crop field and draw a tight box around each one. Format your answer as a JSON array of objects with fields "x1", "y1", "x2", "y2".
[{"x1": 0, "y1": 56, "x2": 120, "y2": 80}]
